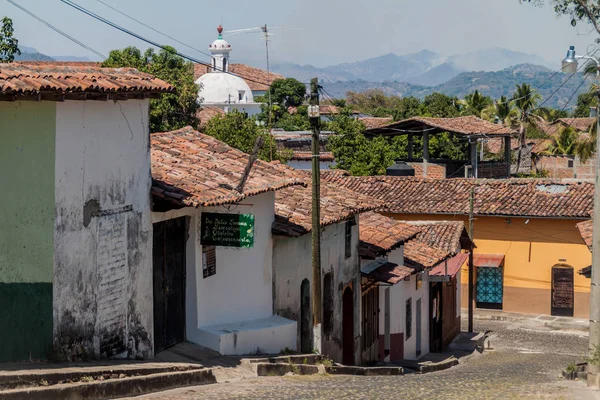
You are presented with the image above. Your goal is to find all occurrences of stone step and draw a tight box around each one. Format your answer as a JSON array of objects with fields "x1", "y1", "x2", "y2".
[{"x1": 0, "y1": 368, "x2": 215, "y2": 400}]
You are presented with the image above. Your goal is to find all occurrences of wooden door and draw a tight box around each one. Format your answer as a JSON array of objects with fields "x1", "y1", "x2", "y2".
[
  {"x1": 416, "y1": 298, "x2": 422, "y2": 358},
  {"x1": 153, "y1": 217, "x2": 187, "y2": 353},
  {"x1": 552, "y1": 265, "x2": 574, "y2": 317},
  {"x1": 342, "y1": 286, "x2": 354, "y2": 365},
  {"x1": 300, "y1": 279, "x2": 311, "y2": 353},
  {"x1": 430, "y1": 282, "x2": 443, "y2": 353}
]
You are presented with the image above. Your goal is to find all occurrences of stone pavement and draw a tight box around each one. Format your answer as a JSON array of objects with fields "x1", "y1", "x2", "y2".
[{"x1": 124, "y1": 316, "x2": 595, "y2": 400}]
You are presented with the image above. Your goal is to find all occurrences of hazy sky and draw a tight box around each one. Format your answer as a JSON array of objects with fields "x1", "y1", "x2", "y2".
[{"x1": 0, "y1": 0, "x2": 597, "y2": 67}]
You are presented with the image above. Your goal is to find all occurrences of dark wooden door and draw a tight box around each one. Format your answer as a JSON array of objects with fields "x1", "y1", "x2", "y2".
[
  {"x1": 342, "y1": 286, "x2": 354, "y2": 365},
  {"x1": 153, "y1": 217, "x2": 187, "y2": 353},
  {"x1": 430, "y1": 282, "x2": 443, "y2": 353},
  {"x1": 552, "y1": 265, "x2": 574, "y2": 317},
  {"x1": 300, "y1": 279, "x2": 311, "y2": 353}
]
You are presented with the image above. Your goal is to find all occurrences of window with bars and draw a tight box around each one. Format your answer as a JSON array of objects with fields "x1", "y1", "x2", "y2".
[
  {"x1": 202, "y1": 246, "x2": 216, "y2": 278},
  {"x1": 345, "y1": 221, "x2": 353, "y2": 259}
]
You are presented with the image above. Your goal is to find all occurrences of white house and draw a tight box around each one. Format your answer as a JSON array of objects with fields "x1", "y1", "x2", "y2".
[
  {"x1": 0, "y1": 62, "x2": 172, "y2": 362},
  {"x1": 151, "y1": 127, "x2": 304, "y2": 355},
  {"x1": 359, "y1": 212, "x2": 453, "y2": 363},
  {"x1": 272, "y1": 172, "x2": 378, "y2": 364},
  {"x1": 195, "y1": 26, "x2": 262, "y2": 117}
]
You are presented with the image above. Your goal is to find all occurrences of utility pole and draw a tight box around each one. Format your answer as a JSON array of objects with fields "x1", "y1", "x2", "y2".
[
  {"x1": 468, "y1": 187, "x2": 475, "y2": 333},
  {"x1": 262, "y1": 24, "x2": 274, "y2": 161},
  {"x1": 588, "y1": 76, "x2": 600, "y2": 388},
  {"x1": 309, "y1": 78, "x2": 322, "y2": 352}
]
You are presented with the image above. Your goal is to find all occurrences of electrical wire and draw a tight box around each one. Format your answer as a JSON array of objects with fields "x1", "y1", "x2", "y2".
[
  {"x1": 58, "y1": 0, "x2": 291, "y2": 89},
  {"x1": 7, "y1": 0, "x2": 106, "y2": 59}
]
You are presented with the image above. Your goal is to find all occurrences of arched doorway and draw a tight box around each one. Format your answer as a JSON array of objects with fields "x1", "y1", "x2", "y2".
[
  {"x1": 551, "y1": 264, "x2": 574, "y2": 317},
  {"x1": 342, "y1": 286, "x2": 354, "y2": 365},
  {"x1": 300, "y1": 279, "x2": 311, "y2": 353}
]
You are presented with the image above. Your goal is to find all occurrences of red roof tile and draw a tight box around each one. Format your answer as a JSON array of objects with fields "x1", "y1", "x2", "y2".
[
  {"x1": 359, "y1": 117, "x2": 393, "y2": 129},
  {"x1": 320, "y1": 105, "x2": 360, "y2": 115},
  {"x1": 0, "y1": 62, "x2": 173, "y2": 97},
  {"x1": 404, "y1": 240, "x2": 450, "y2": 268},
  {"x1": 430, "y1": 253, "x2": 469, "y2": 277},
  {"x1": 366, "y1": 116, "x2": 516, "y2": 136},
  {"x1": 359, "y1": 211, "x2": 421, "y2": 258},
  {"x1": 290, "y1": 152, "x2": 335, "y2": 162},
  {"x1": 556, "y1": 118, "x2": 596, "y2": 132},
  {"x1": 197, "y1": 106, "x2": 225, "y2": 127},
  {"x1": 273, "y1": 171, "x2": 382, "y2": 237},
  {"x1": 363, "y1": 262, "x2": 416, "y2": 285},
  {"x1": 577, "y1": 219, "x2": 593, "y2": 250},
  {"x1": 322, "y1": 173, "x2": 594, "y2": 219},
  {"x1": 151, "y1": 127, "x2": 305, "y2": 207},
  {"x1": 402, "y1": 221, "x2": 472, "y2": 255},
  {"x1": 194, "y1": 63, "x2": 284, "y2": 92}
]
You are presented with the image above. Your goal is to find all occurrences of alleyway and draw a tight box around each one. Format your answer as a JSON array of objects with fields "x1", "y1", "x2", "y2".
[{"x1": 127, "y1": 316, "x2": 596, "y2": 400}]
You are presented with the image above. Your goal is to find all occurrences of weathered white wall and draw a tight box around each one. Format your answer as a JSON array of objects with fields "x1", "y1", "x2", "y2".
[
  {"x1": 53, "y1": 100, "x2": 153, "y2": 360},
  {"x1": 456, "y1": 270, "x2": 462, "y2": 318},
  {"x1": 273, "y1": 217, "x2": 362, "y2": 364}
]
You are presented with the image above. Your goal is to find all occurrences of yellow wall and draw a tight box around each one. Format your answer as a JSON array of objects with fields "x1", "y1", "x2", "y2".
[{"x1": 386, "y1": 213, "x2": 591, "y2": 317}]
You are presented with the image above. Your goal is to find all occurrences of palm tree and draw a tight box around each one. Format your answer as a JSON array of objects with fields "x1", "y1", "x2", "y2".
[
  {"x1": 541, "y1": 126, "x2": 579, "y2": 156},
  {"x1": 576, "y1": 122, "x2": 597, "y2": 163},
  {"x1": 481, "y1": 95, "x2": 519, "y2": 126},
  {"x1": 512, "y1": 83, "x2": 542, "y2": 170},
  {"x1": 462, "y1": 90, "x2": 492, "y2": 117}
]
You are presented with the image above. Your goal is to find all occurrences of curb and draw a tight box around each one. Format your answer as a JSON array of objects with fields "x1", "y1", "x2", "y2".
[
  {"x1": 417, "y1": 358, "x2": 459, "y2": 374},
  {"x1": 255, "y1": 363, "x2": 319, "y2": 376},
  {"x1": 0, "y1": 368, "x2": 216, "y2": 400},
  {"x1": 325, "y1": 366, "x2": 403, "y2": 376}
]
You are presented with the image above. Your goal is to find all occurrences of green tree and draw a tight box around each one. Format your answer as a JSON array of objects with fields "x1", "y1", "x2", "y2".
[
  {"x1": 541, "y1": 126, "x2": 580, "y2": 155},
  {"x1": 328, "y1": 133, "x2": 394, "y2": 176},
  {"x1": 461, "y1": 90, "x2": 492, "y2": 117},
  {"x1": 422, "y1": 92, "x2": 461, "y2": 118},
  {"x1": 512, "y1": 83, "x2": 542, "y2": 166},
  {"x1": 573, "y1": 92, "x2": 598, "y2": 117},
  {"x1": 481, "y1": 96, "x2": 518, "y2": 125},
  {"x1": 204, "y1": 109, "x2": 289, "y2": 162},
  {"x1": 0, "y1": 17, "x2": 20, "y2": 62},
  {"x1": 531, "y1": 107, "x2": 569, "y2": 123},
  {"x1": 102, "y1": 46, "x2": 200, "y2": 132},
  {"x1": 270, "y1": 78, "x2": 307, "y2": 108},
  {"x1": 273, "y1": 105, "x2": 311, "y2": 131},
  {"x1": 576, "y1": 122, "x2": 597, "y2": 162},
  {"x1": 391, "y1": 96, "x2": 424, "y2": 121}
]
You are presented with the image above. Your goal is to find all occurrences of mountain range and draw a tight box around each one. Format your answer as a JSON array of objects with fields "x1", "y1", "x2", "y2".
[{"x1": 15, "y1": 46, "x2": 92, "y2": 62}]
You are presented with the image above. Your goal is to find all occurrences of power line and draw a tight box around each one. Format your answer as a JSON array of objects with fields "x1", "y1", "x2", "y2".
[
  {"x1": 7, "y1": 0, "x2": 106, "y2": 59},
  {"x1": 58, "y1": 0, "x2": 286, "y2": 89}
]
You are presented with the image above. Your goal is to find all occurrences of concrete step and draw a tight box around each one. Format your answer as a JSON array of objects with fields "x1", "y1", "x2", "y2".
[{"x1": 0, "y1": 368, "x2": 215, "y2": 400}]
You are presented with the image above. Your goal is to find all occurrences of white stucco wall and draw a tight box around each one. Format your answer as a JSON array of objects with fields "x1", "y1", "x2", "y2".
[
  {"x1": 152, "y1": 192, "x2": 296, "y2": 355},
  {"x1": 273, "y1": 217, "x2": 362, "y2": 364},
  {"x1": 53, "y1": 99, "x2": 153, "y2": 360},
  {"x1": 377, "y1": 247, "x2": 430, "y2": 361}
]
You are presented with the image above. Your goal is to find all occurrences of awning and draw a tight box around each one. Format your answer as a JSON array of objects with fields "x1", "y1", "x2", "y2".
[
  {"x1": 361, "y1": 260, "x2": 417, "y2": 285},
  {"x1": 430, "y1": 253, "x2": 468, "y2": 279},
  {"x1": 470, "y1": 254, "x2": 505, "y2": 268}
]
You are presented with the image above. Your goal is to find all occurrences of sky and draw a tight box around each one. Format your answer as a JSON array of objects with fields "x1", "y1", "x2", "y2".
[{"x1": 0, "y1": 0, "x2": 597, "y2": 67}]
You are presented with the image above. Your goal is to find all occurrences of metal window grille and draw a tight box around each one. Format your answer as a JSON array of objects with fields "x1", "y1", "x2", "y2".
[{"x1": 202, "y1": 246, "x2": 216, "y2": 278}]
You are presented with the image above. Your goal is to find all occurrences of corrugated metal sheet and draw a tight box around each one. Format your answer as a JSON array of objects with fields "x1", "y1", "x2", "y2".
[
  {"x1": 471, "y1": 254, "x2": 505, "y2": 268},
  {"x1": 430, "y1": 253, "x2": 469, "y2": 277}
]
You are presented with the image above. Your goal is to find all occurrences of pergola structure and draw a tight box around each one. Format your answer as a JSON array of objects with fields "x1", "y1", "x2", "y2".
[{"x1": 365, "y1": 116, "x2": 517, "y2": 178}]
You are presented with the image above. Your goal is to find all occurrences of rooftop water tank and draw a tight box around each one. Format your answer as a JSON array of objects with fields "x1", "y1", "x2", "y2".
[{"x1": 386, "y1": 161, "x2": 415, "y2": 177}]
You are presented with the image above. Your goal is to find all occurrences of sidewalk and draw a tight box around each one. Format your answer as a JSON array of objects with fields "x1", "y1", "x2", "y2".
[{"x1": 462, "y1": 308, "x2": 589, "y2": 332}]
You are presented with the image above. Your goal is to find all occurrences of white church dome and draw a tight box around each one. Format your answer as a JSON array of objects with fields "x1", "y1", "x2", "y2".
[{"x1": 196, "y1": 72, "x2": 255, "y2": 104}]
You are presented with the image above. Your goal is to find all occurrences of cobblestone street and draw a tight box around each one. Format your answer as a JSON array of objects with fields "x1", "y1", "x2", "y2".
[{"x1": 130, "y1": 318, "x2": 595, "y2": 400}]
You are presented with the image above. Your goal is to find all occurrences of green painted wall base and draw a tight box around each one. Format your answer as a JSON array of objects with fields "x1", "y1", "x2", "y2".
[{"x1": 0, "y1": 283, "x2": 52, "y2": 362}]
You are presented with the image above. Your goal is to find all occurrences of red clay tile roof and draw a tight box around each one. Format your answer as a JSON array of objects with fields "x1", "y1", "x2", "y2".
[
  {"x1": 290, "y1": 152, "x2": 335, "y2": 162},
  {"x1": 197, "y1": 106, "x2": 225, "y2": 127},
  {"x1": 402, "y1": 221, "x2": 472, "y2": 255},
  {"x1": 366, "y1": 116, "x2": 516, "y2": 136},
  {"x1": 556, "y1": 118, "x2": 596, "y2": 132},
  {"x1": 470, "y1": 254, "x2": 505, "y2": 268},
  {"x1": 0, "y1": 62, "x2": 173, "y2": 97},
  {"x1": 359, "y1": 117, "x2": 393, "y2": 129},
  {"x1": 363, "y1": 262, "x2": 416, "y2": 285},
  {"x1": 151, "y1": 127, "x2": 305, "y2": 207},
  {"x1": 322, "y1": 173, "x2": 594, "y2": 219},
  {"x1": 273, "y1": 171, "x2": 382, "y2": 237},
  {"x1": 320, "y1": 105, "x2": 360, "y2": 115},
  {"x1": 359, "y1": 211, "x2": 421, "y2": 258},
  {"x1": 430, "y1": 253, "x2": 469, "y2": 278},
  {"x1": 194, "y1": 63, "x2": 284, "y2": 92},
  {"x1": 577, "y1": 219, "x2": 593, "y2": 250},
  {"x1": 404, "y1": 240, "x2": 450, "y2": 268}
]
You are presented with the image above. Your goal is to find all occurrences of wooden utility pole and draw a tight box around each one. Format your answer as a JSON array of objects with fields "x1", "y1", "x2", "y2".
[
  {"x1": 468, "y1": 187, "x2": 475, "y2": 333},
  {"x1": 309, "y1": 78, "x2": 322, "y2": 336}
]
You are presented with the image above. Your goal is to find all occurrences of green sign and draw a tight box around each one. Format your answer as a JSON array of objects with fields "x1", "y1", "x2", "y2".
[{"x1": 200, "y1": 212, "x2": 255, "y2": 248}]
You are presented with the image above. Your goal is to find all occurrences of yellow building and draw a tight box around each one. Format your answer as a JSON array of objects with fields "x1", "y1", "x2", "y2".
[{"x1": 324, "y1": 174, "x2": 594, "y2": 318}]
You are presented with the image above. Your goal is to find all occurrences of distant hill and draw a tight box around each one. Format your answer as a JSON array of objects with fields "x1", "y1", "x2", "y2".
[
  {"x1": 13, "y1": 45, "x2": 92, "y2": 62},
  {"x1": 264, "y1": 47, "x2": 554, "y2": 86},
  {"x1": 321, "y1": 64, "x2": 589, "y2": 109}
]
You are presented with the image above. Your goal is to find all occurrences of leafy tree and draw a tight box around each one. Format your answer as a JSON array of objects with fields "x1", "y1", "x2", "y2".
[
  {"x1": 204, "y1": 109, "x2": 289, "y2": 162},
  {"x1": 512, "y1": 83, "x2": 542, "y2": 166},
  {"x1": 541, "y1": 126, "x2": 580, "y2": 155},
  {"x1": 461, "y1": 90, "x2": 493, "y2": 117},
  {"x1": 323, "y1": 107, "x2": 367, "y2": 135},
  {"x1": 270, "y1": 78, "x2": 307, "y2": 108},
  {"x1": 577, "y1": 122, "x2": 597, "y2": 162},
  {"x1": 531, "y1": 107, "x2": 569, "y2": 122},
  {"x1": 391, "y1": 96, "x2": 424, "y2": 121},
  {"x1": 102, "y1": 46, "x2": 200, "y2": 132},
  {"x1": 273, "y1": 105, "x2": 310, "y2": 131},
  {"x1": 573, "y1": 92, "x2": 598, "y2": 117},
  {"x1": 422, "y1": 93, "x2": 461, "y2": 117},
  {"x1": 481, "y1": 96, "x2": 518, "y2": 125},
  {"x1": 0, "y1": 17, "x2": 20, "y2": 62},
  {"x1": 328, "y1": 133, "x2": 394, "y2": 176}
]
